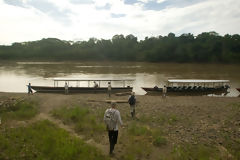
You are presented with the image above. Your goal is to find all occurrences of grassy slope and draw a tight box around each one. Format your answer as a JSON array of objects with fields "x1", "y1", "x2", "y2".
[{"x1": 0, "y1": 100, "x2": 108, "y2": 160}]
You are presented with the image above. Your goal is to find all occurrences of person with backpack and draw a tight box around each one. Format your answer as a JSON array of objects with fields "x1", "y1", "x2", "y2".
[
  {"x1": 128, "y1": 92, "x2": 136, "y2": 118},
  {"x1": 104, "y1": 101, "x2": 123, "y2": 155}
]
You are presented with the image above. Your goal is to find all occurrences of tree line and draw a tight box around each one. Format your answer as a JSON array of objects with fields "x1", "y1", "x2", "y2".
[{"x1": 0, "y1": 31, "x2": 240, "y2": 63}]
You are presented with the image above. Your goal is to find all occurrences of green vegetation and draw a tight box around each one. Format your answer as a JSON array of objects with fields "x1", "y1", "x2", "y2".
[
  {"x1": 127, "y1": 122, "x2": 151, "y2": 136},
  {"x1": 120, "y1": 138, "x2": 152, "y2": 160},
  {"x1": 153, "y1": 136, "x2": 167, "y2": 147},
  {"x1": 0, "y1": 101, "x2": 38, "y2": 122},
  {"x1": 51, "y1": 106, "x2": 105, "y2": 140},
  {"x1": 0, "y1": 120, "x2": 108, "y2": 160},
  {"x1": 170, "y1": 144, "x2": 221, "y2": 160},
  {"x1": 0, "y1": 31, "x2": 240, "y2": 63}
]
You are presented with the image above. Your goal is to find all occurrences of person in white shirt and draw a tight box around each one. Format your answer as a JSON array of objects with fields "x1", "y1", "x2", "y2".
[
  {"x1": 94, "y1": 81, "x2": 98, "y2": 88},
  {"x1": 107, "y1": 82, "x2": 111, "y2": 97},
  {"x1": 64, "y1": 82, "x2": 68, "y2": 94},
  {"x1": 104, "y1": 102, "x2": 123, "y2": 155},
  {"x1": 162, "y1": 85, "x2": 167, "y2": 98}
]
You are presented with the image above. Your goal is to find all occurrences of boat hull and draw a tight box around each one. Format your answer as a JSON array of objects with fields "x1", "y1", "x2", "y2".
[
  {"x1": 31, "y1": 86, "x2": 132, "y2": 93},
  {"x1": 237, "y1": 88, "x2": 240, "y2": 92},
  {"x1": 142, "y1": 87, "x2": 229, "y2": 96}
]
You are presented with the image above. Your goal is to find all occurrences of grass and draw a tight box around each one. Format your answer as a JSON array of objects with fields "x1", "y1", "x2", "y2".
[
  {"x1": 170, "y1": 144, "x2": 222, "y2": 160},
  {"x1": 153, "y1": 136, "x2": 167, "y2": 147},
  {"x1": 127, "y1": 122, "x2": 151, "y2": 136},
  {"x1": 51, "y1": 106, "x2": 105, "y2": 140},
  {"x1": 0, "y1": 101, "x2": 38, "y2": 122},
  {"x1": 120, "y1": 136, "x2": 152, "y2": 160},
  {"x1": 0, "y1": 120, "x2": 108, "y2": 160}
]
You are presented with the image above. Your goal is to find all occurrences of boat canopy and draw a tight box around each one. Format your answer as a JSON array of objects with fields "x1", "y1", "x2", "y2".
[
  {"x1": 168, "y1": 79, "x2": 229, "y2": 83},
  {"x1": 53, "y1": 78, "x2": 134, "y2": 82},
  {"x1": 167, "y1": 79, "x2": 230, "y2": 87},
  {"x1": 53, "y1": 78, "x2": 134, "y2": 87}
]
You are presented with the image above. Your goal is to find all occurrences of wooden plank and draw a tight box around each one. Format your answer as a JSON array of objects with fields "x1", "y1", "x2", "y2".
[
  {"x1": 115, "y1": 92, "x2": 132, "y2": 96},
  {"x1": 87, "y1": 99, "x2": 128, "y2": 103}
]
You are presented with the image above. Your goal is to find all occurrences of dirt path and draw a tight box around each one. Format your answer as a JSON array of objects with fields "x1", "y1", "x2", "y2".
[{"x1": 32, "y1": 112, "x2": 111, "y2": 157}]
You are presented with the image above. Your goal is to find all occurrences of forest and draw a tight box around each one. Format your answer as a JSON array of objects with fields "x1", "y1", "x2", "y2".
[{"x1": 0, "y1": 31, "x2": 240, "y2": 63}]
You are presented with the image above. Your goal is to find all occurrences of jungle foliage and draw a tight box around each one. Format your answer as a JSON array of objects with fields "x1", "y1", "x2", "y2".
[{"x1": 0, "y1": 32, "x2": 240, "y2": 63}]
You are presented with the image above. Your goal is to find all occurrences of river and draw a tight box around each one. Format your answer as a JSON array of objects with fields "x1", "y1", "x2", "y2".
[{"x1": 0, "y1": 61, "x2": 239, "y2": 96}]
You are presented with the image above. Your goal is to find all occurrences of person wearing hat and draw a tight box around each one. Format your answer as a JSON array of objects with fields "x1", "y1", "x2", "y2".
[{"x1": 104, "y1": 101, "x2": 123, "y2": 155}]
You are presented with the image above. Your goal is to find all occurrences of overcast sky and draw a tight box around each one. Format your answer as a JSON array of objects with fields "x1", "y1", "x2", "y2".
[{"x1": 0, "y1": 0, "x2": 240, "y2": 45}]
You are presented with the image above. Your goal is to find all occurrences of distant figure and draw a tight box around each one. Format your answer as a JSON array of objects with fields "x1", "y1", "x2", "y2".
[
  {"x1": 154, "y1": 86, "x2": 158, "y2": 90},
  {"x1": 108, "y1": 82, "x2": 112, "y2": 97},
  {"x1": 27, "y1": 83, "x2": 33, "y2": 95},
  {"x1": 128, "y1": 92, "x2": 136, "y2": 118},
  {"x1": 162, "y1": 85, "x2": 167, "y2": 98},
  {"x1": 104, "y1": 102, "x2": 123, "y2": 155},
  {"x1": 94, "y1": 81, "x2": 99, "y2": 88},
  {"x1": 64, "y1": 82, "x2": 68, "y2": 94}
]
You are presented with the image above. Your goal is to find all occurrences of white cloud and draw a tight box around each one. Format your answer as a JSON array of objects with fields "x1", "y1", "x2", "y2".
[
  {"x1": 0, "y1": 0, "x2": 239, "y2": 45},
  {"x1": 156, "y1": 0, "x2": 166, "y2": 3}
]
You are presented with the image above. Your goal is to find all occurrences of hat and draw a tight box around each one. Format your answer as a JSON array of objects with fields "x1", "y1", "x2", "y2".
[{"x1": 111, "y1": 101, "x2": 117, "y2": 107}]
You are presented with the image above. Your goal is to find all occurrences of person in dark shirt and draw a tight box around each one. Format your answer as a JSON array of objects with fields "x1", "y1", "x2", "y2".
[
  {"x1": 27, "y1": 83, "x2": 33, "y2": 95},
  {"x1": 128, "y1": 92, "x2": 136, "y2": 118}
]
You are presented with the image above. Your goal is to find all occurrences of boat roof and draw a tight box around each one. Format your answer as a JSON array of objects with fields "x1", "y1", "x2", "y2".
[
  {"x1": 168, "y1": 79, "x2": 230, "y2": 83},
  {"x1": 53, "y1": 78, "x2": 134, "y2": 82}
]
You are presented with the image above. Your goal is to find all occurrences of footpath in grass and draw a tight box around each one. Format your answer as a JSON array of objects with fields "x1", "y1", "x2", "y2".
[
  {"x1": 0, "y1": 120, "x2": 108, "y2": 160},
  {"x1": 0, "y1": 98, "x2": 109, "y2": 160}
]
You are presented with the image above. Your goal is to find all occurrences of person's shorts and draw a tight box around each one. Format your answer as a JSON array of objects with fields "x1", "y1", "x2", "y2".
[{"x1": 130, "y1": 105, "x2": 135, "y2": 112}]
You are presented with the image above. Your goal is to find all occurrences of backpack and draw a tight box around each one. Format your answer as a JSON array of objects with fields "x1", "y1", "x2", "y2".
[
  {"x1": 128, "y1": 95, "x2": 136, "y2": 105},
  {"x1": 104, "y1": 109, "x2": 117, "y2": 131}
]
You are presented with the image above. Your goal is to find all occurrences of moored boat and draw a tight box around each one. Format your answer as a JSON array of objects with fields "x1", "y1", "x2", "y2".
[
  {"x1": 142, "y1": 79, "x2": 230, "y2": 95},
  {"x1": 31, "y1": 78, "x2": 134, "y2": 93}
]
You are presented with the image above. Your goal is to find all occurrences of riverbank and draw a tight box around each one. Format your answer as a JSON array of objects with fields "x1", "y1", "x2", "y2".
[{"x1": 1, "y1": 92, "x2": 240, "y2": 159}]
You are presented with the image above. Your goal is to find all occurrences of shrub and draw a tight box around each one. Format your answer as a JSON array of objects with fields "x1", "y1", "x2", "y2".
[{"x1": 153, "y1": 136, "x2": 167, "y2": 147}]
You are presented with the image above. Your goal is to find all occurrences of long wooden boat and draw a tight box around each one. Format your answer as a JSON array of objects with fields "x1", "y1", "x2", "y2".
[
  {"x1": 142, "y1": 79, "x2": 230, "y2": 95},
  {"x1": 31, "y1": 78, "x2": 133, "y2": 93}
]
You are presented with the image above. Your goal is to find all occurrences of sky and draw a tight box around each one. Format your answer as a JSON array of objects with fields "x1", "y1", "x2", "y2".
[{"x1": 0, "y1": 0, "x2": 240, "y2": 45}]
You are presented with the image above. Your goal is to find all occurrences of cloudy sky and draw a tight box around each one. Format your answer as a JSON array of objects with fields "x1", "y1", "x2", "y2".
[{"x1": 0, "y1": 0, "x2": 240, "y2": 45}]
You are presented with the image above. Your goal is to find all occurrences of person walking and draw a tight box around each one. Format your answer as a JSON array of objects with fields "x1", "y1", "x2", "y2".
[
  {"x1": 27, "y1": 83, "x2": 33, "y2": 95},
  {"x1": 107, "y1": 82, "x2": 111, "y2": 98},
  {"x1": 128, "y1": 92, "x2": 136, "y2": 118},
  {"x1": 64, "y1": 82, "x2": 68, "y2": 94},
  {"x1": 104, "y1": 102, "x2": 123, "y2": 155},
  {"x1": 162, "y1": 85, "x2": 167, "y2": 98}
]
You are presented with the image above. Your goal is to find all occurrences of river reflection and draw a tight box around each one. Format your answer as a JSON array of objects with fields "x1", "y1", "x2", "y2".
[{"x1": 0, "y1": 61, "x2": 239, "y2": 96}]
